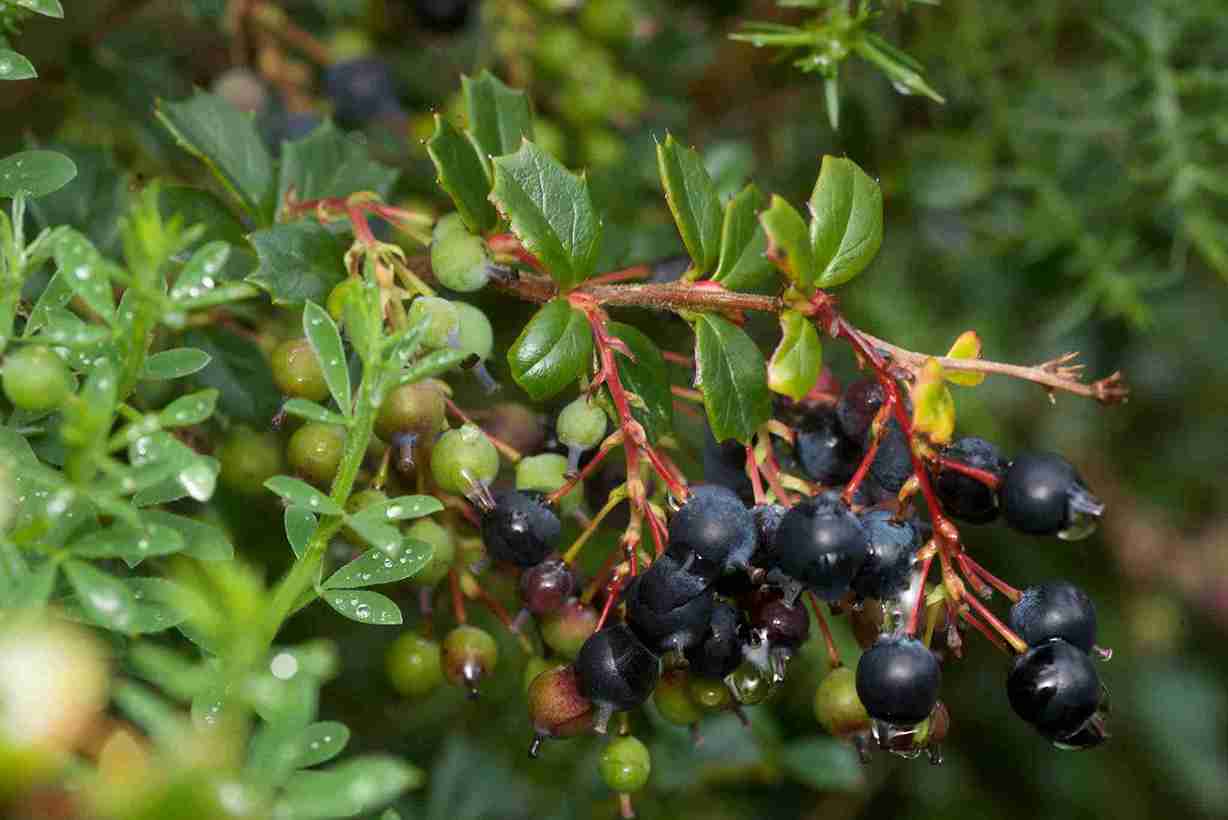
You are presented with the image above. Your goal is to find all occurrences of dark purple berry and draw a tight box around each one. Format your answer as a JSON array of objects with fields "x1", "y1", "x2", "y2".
[
  {"x1": 869, "y1": 419, "x2": 912, "y2": 493},
  {"x1": 520, "y1": 558, "x2": 576, "y2": 615},
  {"x1": 1007, "y1": 639, "x2": 1102, "y2": 741},
  {"x1": 934, "y1": 436, "x2": 1007, "y2": 524},
  {"x1": 836, "y1": 379, "x2": 884, "y2": 440},
  {"x1": 796, "y1": 408, "x2": 863, "y2": 485},
  {"x1": 769, "y1": 492, "x2": 868, "y2": 600},
  {"x1": 575, "y1": 624, "x2": 660, "y2": 714},
  {"x1": 324, "y1": 58, "x2": 402, "y2": 124},
  {"x1": 1000, "y1": 452, "x2": 1103, "y2": 538},
  {"x1": 667, "y1": 484, "x2": 756, "y2": 577},
  {"x1": 855, "y1": 636, "x2": 941, "y2": 725},
  {"x1": 1009, "y1": 581, "x2": 1097, "y2": 652},
  {"x1": 481, "y1": 490, "x2": 560, "y2": 567},
  {"x1": 753, "y1": 597, "x2": 810, "y2": 649},
  {"x1": 684, "y1": 601, "x2": 745, "y2": 679},
  {"x1": 701, "y1": 428, "x2": 753, "y2": 502},
  {"x1": 851, "y1": 509, "x2": 920, "y2": 600}
]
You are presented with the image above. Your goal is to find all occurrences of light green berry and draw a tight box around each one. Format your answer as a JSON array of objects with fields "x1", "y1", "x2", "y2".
[
  {"x1": 453, "y1": 302, "x2": 493, "y2": 361},
  {"x1": 599, "y1": 735, "x2": 651, "y2": 793},
  {"x1": 406, "y1": 517, "x2": 455, "y2": 587},
  {"x1": 516, "y1": 453, "x2": 580, "y2": 516},
  {"x1": 430, "y1": 423, "x2": 499, "y2": 495},
  {"x1": 408, "y1": 296, "x2": 460, "y2": 349},
  {"x1": 556, "y1": 398, "x2": 608, "y2": 451},
  {"x1": 431, "y1": 214, "x2": 490, "y2": 293}
]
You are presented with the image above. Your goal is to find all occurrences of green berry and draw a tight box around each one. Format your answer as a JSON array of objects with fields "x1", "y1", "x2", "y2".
[
  {"x1": 270, "y1": 338, "x2": 329, "y2": 402},
  {"x1": 431, "y1": 214, "x2": 490, "y2": 293},
  {"x1": 442, "y1": 624, "x2": 498, "y2": 696},
  {"x1": 326, "y1": 278, "x2": 363, "y2": 322},
  {"x1": 375, "y1": 381, "x2": 446, "y2": 442},
  {"x1": 386, "y1": 634, "x2": 443, "y2": 698},
  {"x1": 408, "y1": 296, "x2": 459, "y2": 349},
  {"x1": 556, "y1": 398, "x2": 607, "y2": 451},
  {"x1": 523, "y1": 656, "x2": 560, "y2": 694},
  {"x1": 218, "y1": 428, "x2": 284, "y2": 495},
  {"x1": 814, "y1": 666, "x2": 870, "y2": 737},
  {"x1": 599, "y1": 736, "x2": 651, "y2": 793},
  {"x1": 430, "y1": 423, "x2": 499, "y2": 495},
  {"x1": 653, "y1": 668, "x2": 702, "y2": 726},
  {"x1": 540, "y1": 599, "x2": 598, "y2": 658},
  {"x1": 688, "y1": 676, "x2": 732, "y2": 712},
  {"x1": 2, "y1": 346, "x2": 72, "y2": 412},
  {"x1": 515, "y1": 453, "x2": 580, "y2": 516},
  {"x1": 287, "y1": 422, "x2": 346, "y2": 487},
  {"x1": 405, "y1": 517, "x2": 454, "y2": 587},
  {"x1": 452, "y1": 302, "x2": 493, "y2": 361},
  {"x1": 728, "y1": 661, "x2": 772, "y2": 706}
]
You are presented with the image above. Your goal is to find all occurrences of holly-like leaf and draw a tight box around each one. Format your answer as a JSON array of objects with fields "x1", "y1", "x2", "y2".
[
  {"x1": 0, "y1": 50, "x2": 36, "y2": 81},
  {"x1": 809, "y1": 155, "x2": 883, "y2": 288},
  {"x1": 264, "y1": 476, "x2": 344, "y2": 516},
  {"x1": 912, "y1": 358, "x2": 956, "y2": 444},
  {"x1": 714, "y1": 183, "x2": 776, "y2": 293},
  {"x1": 943, "y1": 330, "x2": 985, "y2": 386},
  {"x1": 0, "y1": 150, "x2": 77, "y2": 199},
  {"x1": 142, "y1": 348, "x2": 212, "y2": 381},
  {"x1": 694, "y1": 314, "x2": 772, "y2": 443},
  {"x1": 427, "y1": 115, "x2": 498, "y2": 234},
  {"x1": 322, "y1": 538, "x2": 432, "y2": 589},
  {"x1": 303, "y1": 301, "x2": 351, "y2": 416},
  {"x1": 277, "y1": 122, "x2": 399, "y2": 212},
  {"x1": 761, "y1": 194, "x2": 814, "y2": 288},
  {"x1": 490, "y1": 141, "x2": 602, "y2": 291},
  {"x1": 462, "y1": 70, "x2": 533, "y2": 168},
  {"x1": 656, "y1": 134, "x2": 722, "y2": 275},
  {"x1": 248, "y1": 222, "x2": 348, "y2": 306},
  {"x1": 183, "y1": 327, "x2": 282, "y2": 424},
  {"x1": 768, "y1": 310, "x2": 823, "y2": 400},
  {"x1": 607, "y1": 322, "x2": 673, "y2": 442},
  {"x1": 506, "y1": 299, "x2": 593, "y2": 400},
  {"x1": 156, "y1": 93, "x2": 276, "y2": 223},
  {"x1": 323, "y1": 590, "x2": 403, "y2": 626}
]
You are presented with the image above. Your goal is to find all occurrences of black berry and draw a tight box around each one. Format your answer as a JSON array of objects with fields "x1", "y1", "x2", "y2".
[
  {"x1": 1007, "y1": 639, "x2": 1102, "y2": 741},
  {"x1": 796, "y1": 408, "x2": 863, "y2": 485},
  {"x1": 934, "y1": 436, "x2": 1007, "y2": 524},
  {"x1": 575, "y1": 624, "x2": 660, "y2": 715},
  {"x1": 625, "y1": 571, "x2": 715, "y2": 655},
  {"x1": 702, "y1": 427, "x2": 753, "y2": 501},
  {"x1": 855, "y1": 636, "x2": 941, "y2": 725},
  {"x1": 1000, "y1": 452, "x2": 1103, "y2": 538},
  {"x1": 684, "y1": 600, "x2": 745, "y2": 679},
  {"x1": 768, "y1": 492, "x2": 869, "y2": 600},
  {"x1": 836, "y1": 378, "x2": 884, "y2": 440},
  {"x1": 1009, "y1": 581, "x2": 1097, "y2": 653},
  {"x1": 851, "y1": 509, "x2": 920, "y2": 600},
  {"x1": 752, "y1": 596, "x2": 810, "y2": 649},
  {"x1": 667, "y1": 484, "x2": 756, "y2": 577},
  {"x1": 869, "y1": 418, "x2": 912, "y2": 493},
  {"x1": 481, "y1": 490, "x2": 560, "y2": 567}
]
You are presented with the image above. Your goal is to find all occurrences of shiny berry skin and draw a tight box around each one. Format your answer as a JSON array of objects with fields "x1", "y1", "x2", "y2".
[
  {"x1": 815, "y1": 666, "x2": 871, "y2": 737},
  {"x1": 667, "y1": 484, "x2": 756, "y2": 577},
  {"x1": 516, "y1": 453, "x2": 580, "y2": 516},
  {"x1": 634, "y1": 552, "x2": 711, "y2": 614},
  {"x1": 688, "y1": 676, "x2": 732, "y2": 712},
  {"x1": 326, "y1": 277, "x2": 363, "y2": 322},
  {"x1": 869, "y1": 419, "x2": 912, "y2": 493},
  {"x1": 556, "y1": 397, "x2": 608, "y2": 452},
  {"x1": 599, "y1": 735, "x2": 651, "y2": 793},
  {"x1": 796, "y1": 409, "x2": 863, "y2": 485},
  {"x1": 323, "y1": 58, "x2": 401, "y2": 124},
  {"x1": 287, "y1": 422, "x2": 346, "y2": 486},
  {"x1": 1009, "y1": 581, "x2": 1097, "y2": 652},
  {"x1": 685, "y1": 601, "x2": 744, "y2": 680},
  {"x1": 541, "y1": 599, "x2": 599, "y2": 658},
  {"x1": 1007, "y1": 639, "x2": 1101, "y2": 740},
  {"x1": 520, "y1": 558, "x2": 576, "y2": 615},
  {"x1": 405, "y1": 517, "x2": 455, "y2": 587},
  {"x1": 654, "y1": 667, "x2": 703, "y2": 725},
  {"x1": 934, "y1": 436, "x2": 1007, "y2": 524},
  {"x1": 1000, "y1": 452, "x2": 1103, "y2": 538},
  {"x1": 375, "y1": 381, "x2": 446, "y2": 442},
  {"x1": 430, "y1": 213, "x2": 489, "y2": 293},
  {"x1": 769, "y1": 492, "x2": 869, "y2": 600},
  {"x1": 408, "y1": 296, "x2": 460, "y2": 350},
  {"x1": 574, "y1": 624, "x2": 660, "y2": 712},
  {"x1": 270, "y1": 338, "x2": 329, "y2": 402},
  {"x1": 625, "y1": 573, "x2": 715, "y2": 656},
  {"x1": 728, "y1": 661, "x2": 772, "y2": 705},
  {"x1": 753, "y1": 597, "x2": 810, "y2": 649},
  {"x1": 218, "y1": 428, "x2": 283, "y2": 495},
  {"x1": 2, "y1": 346, "x2": 73, "y2": 412},
  {"x1": 453, "y1": 302, "x2": 493, "y2": 362},
  {"x1": 751, "y1": 503, "x2": 786, "y2": 557},
  {"x1": 480, "y1": 490, "x2": 560, "y2": 567},
  {"x1": 442, "y1": 625, "x2": 498, "y2": 697},
  {"x1": 385, "y1": 634, "x2": 443, "y2": 698},
  {"x1": 430, "y1": 423, "x2": 499, "y2": 496},
  {"x1": 855, "y1": 636, "x2": 941, "y2": 725},
  {"x1": 702, "y1": 428, "x2": 752, "y2": 501},
  {"x1": 836, "y1": 379, "x2": 884, "y2": 440},
  {"x1": 528, "y1": 664, "x2": 593, "y2": 742},
  {"x1": 851, "y1": 510, "x2": 920, "y2": 600}
]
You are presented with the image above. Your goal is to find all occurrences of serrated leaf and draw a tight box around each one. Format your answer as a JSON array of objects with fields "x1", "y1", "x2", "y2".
[
  {"x1": 768, "y1": 310, "x2": 823, "y2": 400},
  {"x1": 68, "y1": 520, "x2": 186, "y2": 567},
  {"x1": 142, "y1": 348, "x2": 212, "y2": 380},
  {"x1": 0, "y1": 150, "x2": 77, "y2": 199},
  {"x1": 293, "y1": 721, "x2": 351, "y2": 769},
  {"x1": 63, "y1": 559, "x2": 136, "y2": 632},
  {"x1": 943, "y1": 330, "x2": 985, "y2": 386},
  {"x1": 607, "y1": 322, "x2": 673, "y2": 442},
  {"x1": 141, "y1": 510, "x2": 234, "y2": 561},
  {"x1": 714, "y1": 183, "x2": 776, "y2": 293},
  {"x1": 285, "y1": 507, "x2": 318, "y2": 559},
  {"x1": 912, "y1": 358, "x2": 956, "y2": 444},
  {"x1": 277, "y1": 122, "x2": 398, "y2": 211},
  {"x1": 183, "y1": 327, "x2": 282, "y2": 424},
  {"x1": 323, "y1": 589, "x2": 403, "y2": 625},
  {"x1": 506, "y1": 299, "x2": 593, "y2": 400},
  {"x1": 265, "y1": 476, "x2": 344, "y2": 515},
  {"x1": 761, "y1": 194, "x2": 814, "y2": 287},
  {"x1": 427, "y1": 115, "x2": 498, "y2": 234},
  {"x1": 248, "y1": 221, "x2": 348, "y2": 306},
  {"x1": 0, "y1": 49, "x2": 36, "y2": 80},
  {"x1": 694, "y1": 314, "x2": 772, "y2": 443},
  {"x1": 323, "y1": 538, "x2": 432, "y2": 589},
  {"x1": 463, "y1": 70, "x2": 533, "y2": 167},
  {"x1": 159, "y1": 389, "x2": 219, "y2": 428},
  {"x1": 490, "y1": 141, "x2": 601, "y2": 291},
  {"x1": 156, "y1": 93, "x2": 276, "y2": 223},
  {"x1": 279, "y1": 755, "x2": 422, "y2": 820},
  {"x1": 779, "y1": 737, "x2": 865, "y2": 791},
  {"x1": 809, "y1": 155, "x2": 883, "y2": 288},
  {"x1": 657, "y1": 134, "x2": 722, "y2": 274},
  {"x1": 303, "y1": 301, "x2": 351, "y2": 416},
  {"x1": 283, "y1": 398, "x2": 349, "y2": 426}
]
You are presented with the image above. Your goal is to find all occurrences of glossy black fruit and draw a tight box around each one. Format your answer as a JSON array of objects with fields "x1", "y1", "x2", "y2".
[
  {"x1": 575, "y1": 624, "x2": 660, "y2": 712},
  {"x1": 869, "y1": 418, "x2": 912, "y2": 493},
  {"x1": 851, "y1": 509, "x2": 920, "y2": 600},
  {"x1": 836, "y1": 379, "x2": 884, "y2": 440},
  {"x1": 701, "y1": 429, "x2": 753, "y2": 502},
  {"x1": 1000, "y1": 452, "x2": 1103, "y2": 538},
  {"x1": 625, "y1": 573, "x2": 715, "y2": 655},
  {"x1": 667, "y1": 484, "x2": 756, "y2": 576},
  {"x1": 1007, "y1": 639, "x2": 1101, "y2": 740},
  {"x1": 796, "y1": 408, "x2": 863, "y2": 485},
  {"x1": 685, "y1": 600, "x2": 744, "y2": 679},
  {"x1": 934, "y1": 436, "x2": 1007, "y2": 524},
  {"x1": 633, "y1": 552, "x2": 711, "y2": 613},
  {"x1": 480, "y1": 490, "x2": 560, "y2": 567},
  {"x1": 769, "y1": 492, "x2": 869, "y2": 600},
  {"x1": 855, "y1": 636, "x2": 941, "y2": 725},
  {"x1": 751, "y1": 503, "x2": 786, "y2": 558},
  {"x1": 1009, "y1": 581, "x2": 1097, "y2": 652},
  {"x1": 324, "y1": 58, "x2": 401, "y2": 124}
]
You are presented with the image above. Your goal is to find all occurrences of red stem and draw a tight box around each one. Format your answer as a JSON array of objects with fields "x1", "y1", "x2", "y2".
[
  {"x1": 962, "y1": 591, "x2": 1028, "y2": 654},
  {"x1": 935, "y1": 456, "x2": 1002, "y2": 490},
  {"x1": 905, "y1": 554, "x2": 935, "y2": 636},
  {"x1": 745, "y1": 445, "x2": 767, "y2": 506},
  {"x1": 841, "y1": 402, "x2": 889, "y2": 503},
  {"x1": 449, "y1": 569, "x2": 467, "y2": 625},
  {"x1": 960, "y1": 554, "x2": 1023, "y2": 601},
  {"x1": 805, "y1": 592, "x2": 842, "y2": 668}
]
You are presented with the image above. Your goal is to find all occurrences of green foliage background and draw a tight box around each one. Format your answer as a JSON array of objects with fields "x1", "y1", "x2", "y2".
[{"x1": 2, "y1": 1, "x2": 1227, "y2": 818}]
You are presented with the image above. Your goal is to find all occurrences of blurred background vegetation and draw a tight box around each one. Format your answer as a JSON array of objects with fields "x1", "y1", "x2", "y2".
[{"x1": 3, "y1": 0, "x2": 1227, "y2": 818}]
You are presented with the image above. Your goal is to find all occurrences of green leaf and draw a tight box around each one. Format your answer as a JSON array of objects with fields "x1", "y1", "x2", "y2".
[
  {"x1": 285, "y1": 507, "x2": 318, "y2": 559},
  {"x1": 506, "y1": 299, "x2": 593, "y2": 400},
  {"x1": 808, "y1": 155, "x2": 883, "y2": 288},
  {"x1": 118, "y1": 577, "x2": 189, "y2": 634},
  {"x1": 779, "y1": 737, "x2": 865, "y2": 791},
  {"x1": 282, "y1": 398, "x2": 349, "y2": 427},
  {"x1": 248, "y1": 221, "x2": 348, "y2": 305},
  {"x1": 293, "y1": 721, "x2": 351, "y2": 769},
  {"x1": 279, "y1": 755, "x2": 423, "y2": 820},
  {"x1": 7, "y1": 1, "x2": 63, "y2": 18},
  {"x1": 490, "y1": 141, "x2": 602, "y2": 291},
  {"x1": 0, "y1": 49, "x2": 36, "y2": 80},
  {"x1": 156, "y1": 92, "x2": 276, "y2": 223},
  {"x1": 714, "y1": 183, "x2": 776, "y2": 293},
  {"x1": 694, "y1": 314, "x2": 772, "y2": 443},
  {"x1": 52, "y1": 228, "x2": 119, "y2": 321},
  {"x1": 656, "y1": 134, "x2": 722, "y2": 274},
  {"x1": 427, "y1": 115, "x2": 498, "y2": 234},
  {"x1": 323, "y1": 538, "x2": 432, "y2": 589},
  {"x1": 462, "y1": 70, "x2": 533, "y2": 167},
  {"x1": 141, "y1": 510, "x2": 234, "y2": 561},
  {"x1": 398, "y1": 347, "x2": 470, "y2": 386},
  {"x1": 302, "y1": 301, "x2": 352, "y2": 415},
  {"x1": 183, "y1": 327, "x2": 282, "y2": 425},
  {"x1": 142, "y1": 348, "x2": 212, "y2": 380},
  {"x1": 277, "y1": 122, "x2": 399, "y2": 211},
  {"x1": 0, "y1": 150, "x2": 77, "y2": 199},
  {"x1": 265, "y1": 476, "x2": 345, "y2": 515},
  {"x1": 942, "y1": 330, "x2": 985, "y2": 387},
  {"x1": 607, "y1": 322, "x2": 673, "y2": 442},
  {"x1": 352, "y1": 494, "x2": 443, "y2": 523},
  {"x1": 168, "y1": 241, "x2": 236, "y2": 303},
  {"x1": 4, "y1": 561, "x2": 57, "y2": 609},
  {"x1": 160, "y1": 189, "x2": 248, "y2": 253},
  {"x1": 68, "y1": 519, "x2": 186, "y2": 567},
  {"x1": 323, "y1": 589, "x2": 403, "y2": 625},
  {"x1": 911, "y1": 358, "x2": 955, "y2": 444},
  {"x1": 855, "y1": 33, "x2": 944, "y2": 104},
  {"x1": 158, "y1": 389, "x2": 219, "y2": 428},
  {"x1": 767, "y1": 310, "x2": 822, "y2": 400},
  {"x1": 63, "y1": 559, "x2": 136, "y2": 632},
  {"x1": 760, "y1": 194, "x2": 814, "y2": 288}
]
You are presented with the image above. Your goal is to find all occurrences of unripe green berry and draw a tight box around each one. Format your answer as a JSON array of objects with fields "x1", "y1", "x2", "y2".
[
  {"x1": 599, "y1": 736, "x2": 651, "y2": 793},
  {"x1": 556, "y1": 398, "x2": 608, "y2": 451},
  {"x1": 375, "y1": 381, "x2": 446, "y2": 442},
  {"x1": 653, "y1": 668, "x2": 702, "y2": 726},
  {"x1": 405, "y1": 517, "x2": 454, "y2": 587},
  {"x1": 326, "y1": 277, "x2": 363, "y2": 322},
  {"x1": 430, "y1": 423, "x2": 499, "y2": 495},
  {"x1": 442, "y1": 625, "x2": 498, "y2": 696},
  {"x1": 408, "y1": 296, "x2": 459, "y2": 349},
  {"x1": 689, "y1": 677, "x2": 732, "y2": 712},
  {"x1": 515, "y1": 453, "x2": 580, "y2": 516},
  {"x1": 287, "y1": 422, "x2": 346, "y2": 487},
  {"x1": 270, "y1": 338, "x2": 329, "y2": 401},
  {"x1": 814, "y1": 666, "x2": 870, "y2": 737},
  {"x1": 218, "y1": 428, "x2": 284, "y2": 495},
  {"x1": 386, "y1": 634, "x2": 443, "y2": 698},
  {"x1": 2, "y1": 346, "x2": 73, "y2": 412},
  {"x1": 728, "y1": 661, "x2": 772, "y2": 706},
  {"x1": 540, "y1": 599, "x2": 598, "y2": 658},
  {"x1": 453, "y1": 302, "x2": 493, "y2": 361},
  {"x1": 430, "y1": 213, "x2": 490, "y2": 293}
]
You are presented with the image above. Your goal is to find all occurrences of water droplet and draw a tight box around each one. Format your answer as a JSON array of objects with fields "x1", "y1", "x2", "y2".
[
  {"x1": 385, "y1": 505, "x2": 402, "y2": 518},
  {"x1": 354, "y1": 603, "x2": 371, "y2": 620}
]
